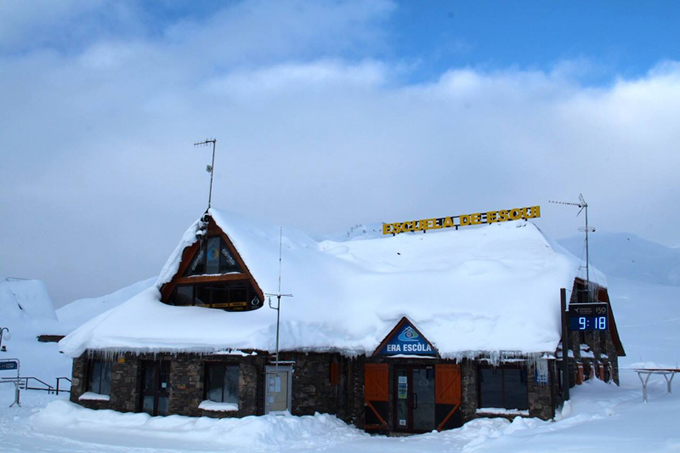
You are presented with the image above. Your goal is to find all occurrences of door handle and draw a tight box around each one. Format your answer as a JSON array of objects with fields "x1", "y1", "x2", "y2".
[{"x1": 414, "y1": 393, "x2": 418, "y2": 409}]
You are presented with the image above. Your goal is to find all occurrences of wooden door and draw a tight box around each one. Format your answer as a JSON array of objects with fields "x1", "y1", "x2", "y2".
[
  {"x1": 364, "y1": 363, "x2": 388, "y2": 430},
  {"x1": 435, "y1": 364, "x2": 462, "y2": 431}
]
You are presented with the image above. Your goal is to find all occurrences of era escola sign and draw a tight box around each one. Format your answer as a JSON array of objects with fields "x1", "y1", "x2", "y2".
[{"x1": 382, "y1": 205, "x2": 541, "y2": 235}]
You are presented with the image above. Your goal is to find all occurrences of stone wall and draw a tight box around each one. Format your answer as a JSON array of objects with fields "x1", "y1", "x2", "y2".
[
  {"x1": 70, "y1": 350, "x2": 559, "y2": 429},
  {"x1": 526, "y1": 361, "x2": 554, "y2": 420},
  {"x1": 70, "y1": 351, "x2": 266, "y2": 417},
  {"x1": 460, "y1": 359, "x2": 478, "y2": 421}
]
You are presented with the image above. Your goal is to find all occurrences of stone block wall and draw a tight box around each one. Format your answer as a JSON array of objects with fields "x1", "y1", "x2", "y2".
[
  {"x1": 527, "y1": 361, "x2": 554, "y2": 420},
  {"x1": 460, "y1": 359, "x2": 478, "y2": 421}
]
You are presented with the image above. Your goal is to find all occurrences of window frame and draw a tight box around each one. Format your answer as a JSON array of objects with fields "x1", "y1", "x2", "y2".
[
  {"x1": 477, "y1": 364, "x2": 529, "y2": 410},
  {"x1": 204, "y1": 362, "x2": 240, "y2": 404},
  {"x1": 87, "y1": 358, "x2": 112, "y2": 396}
]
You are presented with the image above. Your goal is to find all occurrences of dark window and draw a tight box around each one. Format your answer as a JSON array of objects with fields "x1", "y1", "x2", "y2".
[
  {"x1": 185, "y1": 237, "x2": 242, "y2": 277},
  {"x1": 87, "y1": 359, "x2": 112, "y2": 395},
  {"x1": 169, "y1": 282, "x2": 262, "y2": 312},
  {"x1": 478, "y1": 366, "x2": 528, "y2": 410},
  {"x1": 173, "y1": 286, "x2": 194, "y2": 306},
  {"x1": 205, "y1": 363, "x2": 239, "y2": 404}
]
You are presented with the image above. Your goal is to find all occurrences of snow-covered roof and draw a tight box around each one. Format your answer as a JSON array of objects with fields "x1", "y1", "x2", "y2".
[{"x1": 59, "y1": 208, "x2": 598, "y2": 359}]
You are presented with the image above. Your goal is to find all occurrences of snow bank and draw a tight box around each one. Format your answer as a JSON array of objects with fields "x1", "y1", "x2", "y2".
[
  {"x1": 33, "y1": 400, "x2": 366, "y2": 450},
  {"x1": 60, "y1": 209, "x2": 588, "y2": 359}
]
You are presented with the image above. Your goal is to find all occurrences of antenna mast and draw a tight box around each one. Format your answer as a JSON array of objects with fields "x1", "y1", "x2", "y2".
[
  {"x1": 550, "y1": 194, "x2": 596, "y2": 298},
  {"x1": 193, "y1": 138, "x2": 217, "y2": 209},
  {"x1": 266, "y1": 227, "x2": 293, "y2": 375}
]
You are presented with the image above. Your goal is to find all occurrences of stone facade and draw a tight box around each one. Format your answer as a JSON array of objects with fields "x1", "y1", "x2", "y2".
[{"x1": 69, "y1": 346, "x2": 612, "y2": 433}]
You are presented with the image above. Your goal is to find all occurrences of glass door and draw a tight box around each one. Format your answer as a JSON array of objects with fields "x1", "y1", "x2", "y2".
[
  {"x1": 412, "y1": 367, "x2": 435, "y2": 431},
  {"x1": 141, "y1": 360, "x2": 170, "y2": 416},
  {"x1": 393, "y1": 365, "x2": 435, "y2": 432}
]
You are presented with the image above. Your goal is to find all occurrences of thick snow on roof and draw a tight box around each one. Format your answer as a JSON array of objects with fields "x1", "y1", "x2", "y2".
[
  {"x1": 60, "y1": 209, "x2": 591, "y2": 359},
  {"x1": 56, "y1": 277, "x2": 157, "y2": 334}
]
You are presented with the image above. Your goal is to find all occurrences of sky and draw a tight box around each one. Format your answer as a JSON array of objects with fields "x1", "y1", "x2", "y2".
[{"x1": 1, "y1": 0, "x2": 679, "y2": 308}]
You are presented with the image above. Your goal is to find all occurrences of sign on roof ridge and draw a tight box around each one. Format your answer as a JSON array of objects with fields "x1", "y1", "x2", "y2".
[{"x1": 382, "y1": 205, "x2": 541, "y2": 235}]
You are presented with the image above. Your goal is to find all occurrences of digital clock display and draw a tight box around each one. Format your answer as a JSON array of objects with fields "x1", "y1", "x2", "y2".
[
  {"x1": 568, "y1": 303, "x2": 609, "y2": 331},
  {"x1": 569, "y1": 316, "x2": 608, "y2": 331}
]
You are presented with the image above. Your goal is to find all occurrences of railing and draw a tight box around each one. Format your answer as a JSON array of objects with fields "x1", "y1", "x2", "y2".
[
  {"x1": 56, "y1": 376, "x2": 71, "y2": 395},
  {"x1": 21, "y1": 376, "x2": 56, "y2": 393},
  {"x1": 0, "y1": 376, "x2": 71, "y2": 395}
]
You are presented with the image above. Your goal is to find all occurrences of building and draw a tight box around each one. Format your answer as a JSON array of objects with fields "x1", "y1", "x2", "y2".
[{"x1": 60, "y1": 208, "x2": 625, "y2": 434}]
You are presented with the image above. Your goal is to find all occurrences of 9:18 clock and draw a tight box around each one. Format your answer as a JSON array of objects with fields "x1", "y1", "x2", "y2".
[{"x1": 572, "y1": 316, "x2": 607, "y2": 331}]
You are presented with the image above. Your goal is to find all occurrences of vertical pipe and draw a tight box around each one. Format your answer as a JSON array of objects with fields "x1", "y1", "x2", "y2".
[{"x1": 561, "y1": 288, "x2": 570, "y2": 401}]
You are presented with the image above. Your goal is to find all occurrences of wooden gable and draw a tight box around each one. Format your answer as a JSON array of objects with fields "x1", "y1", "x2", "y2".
[{"x1": 160, "y1": 215, "x2": 265, "y2": 310}]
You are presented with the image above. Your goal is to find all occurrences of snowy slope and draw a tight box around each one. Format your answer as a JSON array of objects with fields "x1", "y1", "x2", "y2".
[
  {"x1": 56, "y1": 277, "x2": 156, "y2": 334},
  {"x1": 559, "y1": 232, "x2": 680, "y2": 287},
  {"x1": 60, "y1": 210, "x2": 584, "y2": 359},
  {"x1": 0, "y1": 277, "x2": 71, "y2": 381},
  {"x1": 0, "y1": 277, "x2": 57, "y2": 326}
]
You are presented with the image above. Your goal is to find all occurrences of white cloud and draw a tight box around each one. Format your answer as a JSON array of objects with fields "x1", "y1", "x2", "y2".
[{"x1": 0, "y1": 1, "x2": 678, "y2": 307}]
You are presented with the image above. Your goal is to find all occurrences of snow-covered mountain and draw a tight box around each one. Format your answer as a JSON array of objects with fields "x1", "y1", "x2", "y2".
[
  {"x1": 558, "y1": 232, "x2": 680, "y2": 287},
  {"x1": 0, "y1": 277, "x2": 59, "y2": 334}
]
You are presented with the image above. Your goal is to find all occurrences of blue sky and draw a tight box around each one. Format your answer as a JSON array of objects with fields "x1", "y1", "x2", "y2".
[
  {"x1": 1, "y1": 1, "x2": 678, "y2": 306},
  {"x1": 386, "y1": 1, "x2": 678, "y2": 84}
]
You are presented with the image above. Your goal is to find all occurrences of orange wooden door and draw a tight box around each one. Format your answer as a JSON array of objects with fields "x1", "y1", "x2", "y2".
[
  {"x1": 364, "y1": 363, "x2": 389, "y2": 430},
  {"x1": 435, "y1": 364, "x2": 462, "y2": 431}
]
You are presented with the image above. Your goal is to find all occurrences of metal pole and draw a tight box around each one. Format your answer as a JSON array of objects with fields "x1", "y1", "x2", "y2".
[
  {"x1": 584, "y1": 204, "x2": 590, "y2": 291},
  {"x1": 0, "y1": 327, "x2": 8, "y2": 351},
  {"x1": 561, "y1": 288, "x2": 570, "y2": 401},
  {"x1": 275, "y1": 295, "x2": 281, "y2": 375},
  {"x1": 208, "y1": 139, "x2": 216, "y2": 209}
]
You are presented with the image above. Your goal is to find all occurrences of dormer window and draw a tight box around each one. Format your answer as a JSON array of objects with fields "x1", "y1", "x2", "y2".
[
  {"x1": 185, "y1": 236, "x2": 242, "y2": 276},
  {"x1": 168, "y1": 282, "x2": 263, "y2": 311}
]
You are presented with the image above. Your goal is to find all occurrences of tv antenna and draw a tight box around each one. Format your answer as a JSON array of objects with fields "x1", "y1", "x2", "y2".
[
  {"x1": 550, "y1": 194, "x2": 595, "y2": 296},
  {"x1": 193, "y1": 138, "x2": 217, "y2": 208},
  {"x1": 265, "y1": 227, "x2": 293, "y2": 375}
]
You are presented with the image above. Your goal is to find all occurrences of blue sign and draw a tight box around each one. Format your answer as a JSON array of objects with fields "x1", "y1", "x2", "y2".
[
  {"x1": 379, "y1": 321, "x2": 436, "y2": 356},
  {"x1": 0, "y1": 360, "x2": 18, "y2": 371}
]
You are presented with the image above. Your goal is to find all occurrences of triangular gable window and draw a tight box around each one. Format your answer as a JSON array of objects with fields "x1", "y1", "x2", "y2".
[
  {"x1": 184, "y1": 236, "x2": 242, "y2": 276},
  {"x1": 376, "y1": 318, "x2": 437, "y2": 357}
]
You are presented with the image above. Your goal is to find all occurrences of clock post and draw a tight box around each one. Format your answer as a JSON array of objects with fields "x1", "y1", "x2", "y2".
[{"x1": 560, "y1": 288, "x2": 570, "y2": 401}]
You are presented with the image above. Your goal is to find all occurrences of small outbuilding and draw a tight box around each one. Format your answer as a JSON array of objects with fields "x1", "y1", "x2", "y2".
[{"x1": 60, "y1": 208, "x2": 624, "y2": 434}]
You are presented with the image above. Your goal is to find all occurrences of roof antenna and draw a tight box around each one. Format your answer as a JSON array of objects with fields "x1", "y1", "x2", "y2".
[
  {"x1": 266, "y1": 227, "x2": 293, "y2": 377},
  {"x1": 193, "y1": 138, "x2": 217, "y2": 209},
  {"x1": 550, "y1": 194, "x2": 596, "y2": 299}
]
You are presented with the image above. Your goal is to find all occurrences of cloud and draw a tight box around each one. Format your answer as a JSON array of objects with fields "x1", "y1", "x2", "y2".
[{"x1": 0, "y1": 1, "x2": 678, "y2": 307}]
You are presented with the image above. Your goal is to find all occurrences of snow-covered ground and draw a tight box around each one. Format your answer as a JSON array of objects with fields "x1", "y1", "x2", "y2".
[{"x1": 1, "y1": 240, "x2": 679, "y2": 451}]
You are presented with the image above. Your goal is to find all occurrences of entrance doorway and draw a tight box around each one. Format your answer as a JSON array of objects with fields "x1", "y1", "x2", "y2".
[
  {"x1": 140, "y1": 360, "x2": 170, "y2": 416},
  {"x1": 394, "y1": 365, "x2": 436, "y2": 432},
  {"x1": 264, "y1": 366, "x2": 292, "y2": 414}
]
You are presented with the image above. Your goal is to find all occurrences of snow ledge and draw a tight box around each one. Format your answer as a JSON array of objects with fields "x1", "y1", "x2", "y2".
[
  {"x1": 199, "y1": 400, "x2": 238, "y2": 412},
  {"x1": 476, "y1": 407, "x2": 529, "y2": 416},
  {"x1": 79, "y1": 392, "x2": 110, "y2": 402}
]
